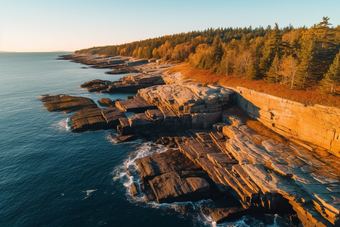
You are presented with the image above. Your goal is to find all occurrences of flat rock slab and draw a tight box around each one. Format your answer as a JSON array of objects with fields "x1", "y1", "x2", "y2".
[
  {"x1": 101, "y1": 108, "x2": 126, "y2": 126},
  {"x1": 116, "y1": 98, "x2": 157, "y2": 113},
  {"x1": 70, "y1": 108, "x2": 108, "y2": 132},
  {"x1": 109, "y1": 134, "x2": 136, "y2": 143},
  {"x1": 41, "y1": 95, "x2": 97, "y2": 113},
  {"x1": 149, "y1": 171, "x2": 210, "y2": 203},
  {"x1": 135, "y1": 149, "x2": 203, "y2": 182},
  {"x1": 146, "y1": 109, "x2": 164, "y2": 121},
  {"x1": 207, "y1": 153, "x2": 238, "y2": 167}
]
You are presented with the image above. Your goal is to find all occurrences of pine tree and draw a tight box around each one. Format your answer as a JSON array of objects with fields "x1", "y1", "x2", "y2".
[
  {"x1": 246, "y1": 59, "x2": 260, "y2": 80},
  {"x1": 294, "y1": 31, "x2": 317, "y2": 89},
  {"x1": 265, "y1": 53, "x2": 280, "y2": 83},
  {"x1": 320, "y1": 49, "x2": 340, "y2": 94},
  {"x1": 211, "y1": 35, "x2": 224, "y2": 64},
  {"x1": 314, "y1": 17, "x2": 338, "y2": 79}
]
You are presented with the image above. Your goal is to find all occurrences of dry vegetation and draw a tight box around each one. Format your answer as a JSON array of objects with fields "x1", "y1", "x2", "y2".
[{"x1": 166, "y1": 63, "x2": 340, "y2": 108}]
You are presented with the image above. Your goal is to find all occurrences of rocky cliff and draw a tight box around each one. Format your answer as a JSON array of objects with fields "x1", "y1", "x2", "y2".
[{"x1": 235, "y1": 87, "x2": 340, "y2": 156}]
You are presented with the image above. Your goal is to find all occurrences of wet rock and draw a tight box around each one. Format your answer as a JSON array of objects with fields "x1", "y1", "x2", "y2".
[
  {"x1": 110, "y1": 134, "x2": 136, "y2": 143},
  {"x1": 125, "y1": 165, "x2": 138, "y2": 176},
  {"x1": 130, "y1": 182, "x2": 139, "y2": 196},
  {"x1": 200, "y1": 206, "x2": 246, "y2": 223},
  {"x1": 41, "y1": 94, "x2": 97, "y2": 113}
]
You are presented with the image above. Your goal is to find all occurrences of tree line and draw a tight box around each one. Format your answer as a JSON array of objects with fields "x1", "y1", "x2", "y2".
[{"x1": 76, "y1": 17, "x2": 340, "y2": 94}]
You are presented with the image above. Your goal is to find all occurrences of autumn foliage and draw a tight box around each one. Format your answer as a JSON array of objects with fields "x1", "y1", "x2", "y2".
[{"x1": 166, "y1": 63, "x2": 340, "y2": 108}]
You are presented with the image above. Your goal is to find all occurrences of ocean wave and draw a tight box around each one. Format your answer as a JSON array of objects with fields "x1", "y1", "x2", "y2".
[
  {"x1": 51, "y1": 117, "x2": 71, "y2": 131},
  {"x1": 111, "y1": 142, "x2": 172, "y2": 202}
]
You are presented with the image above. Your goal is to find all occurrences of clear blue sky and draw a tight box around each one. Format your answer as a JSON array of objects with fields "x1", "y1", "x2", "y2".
[{"x1": 1, "y1": 0, "x2": 339, "y2": 52}]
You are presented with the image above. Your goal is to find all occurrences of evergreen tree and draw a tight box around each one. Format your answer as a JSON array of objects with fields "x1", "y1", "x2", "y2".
[
  {"x1": 152, "y1": 48, "x2": 160, "y2": 59},
  {"x1": 211, "y1": 35, "x2": 224, "y2": 64},
  {"x1": 246, "y1": 59, "x2": 260, "y2": 80},
  {"x1": 314, "y1": 17, "x2": 338, "y2": 79},
  {"x1": 294, "y1": 33, "x2": 317, "y2": 89},
  {"x1": 265, "y1": 53, "x2": 280, "y2": 83},
  {"x1": 320, "y1": 49, "x2": 340, "y2": 93}
]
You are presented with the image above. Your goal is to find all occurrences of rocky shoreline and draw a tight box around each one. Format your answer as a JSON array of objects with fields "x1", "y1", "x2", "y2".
[{"x1": 42, "y1": 54, "x2": 340, "y2": 226}]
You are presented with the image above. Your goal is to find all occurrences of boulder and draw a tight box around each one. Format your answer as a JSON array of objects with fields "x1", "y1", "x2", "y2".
[{"x1": 98, "y1": 98, "x2": 114, "y2": 107}]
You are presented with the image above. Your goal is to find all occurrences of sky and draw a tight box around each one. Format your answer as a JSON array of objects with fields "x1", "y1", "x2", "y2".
[{"x1": 0, "y1": 0, "x2": 339, "y2": 52}]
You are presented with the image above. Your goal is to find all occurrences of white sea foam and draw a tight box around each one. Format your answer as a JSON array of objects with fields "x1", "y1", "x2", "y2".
[
  {"x1": 112, "y1": 141, "x2": 173, "y2": 203},
  {"x1": 82, "y1": 189, "x2": 97, "y2": 200},
  {"x1": 51, "y1": 117, "x2": 71, "y2": 131},
  {"x1": 112, "y1": 141, "x2": 283, "y2": 227}
]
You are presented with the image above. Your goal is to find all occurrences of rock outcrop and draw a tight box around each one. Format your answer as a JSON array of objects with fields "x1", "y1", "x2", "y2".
[
  {"x1": 80, "y1": 74, "x2": 165, "y2": 93},
  {"x1": 105, "y1": 67, "x2": 139, "y2": 74},
  {"x1": 117, "y1": 84, "x2": 236, "y2": 135},
  {"x1": 70, "y1": 107, "x2": 126, "y2": 132},
  {"x1": 41, "y1": 95, "x2": 97, "y2": 113},
  {"x1": 70, "y1": 108, "x2": 108, "y2": 132},
  {"x1": 149, "y1": 172, "x2": 210, "y2": 203},
  {"x1": 97, "y1": 98, "x2": 115, "y2": 107},
  {"x1": 134, "y1": 149, "x2": 211, "y2": 203},
  {"x1": 236, "y1": 87, "x2": 340, "y2": 156}
]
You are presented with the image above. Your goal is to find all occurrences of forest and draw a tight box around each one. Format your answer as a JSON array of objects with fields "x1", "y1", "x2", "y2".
[{"x1": 76, "y1": 17, "x2": 340, "y2": 94}]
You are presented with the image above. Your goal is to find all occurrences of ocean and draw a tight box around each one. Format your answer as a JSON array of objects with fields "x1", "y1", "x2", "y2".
[{"x1": 0, "y1": 52, "x2": 288, "y2": 227}]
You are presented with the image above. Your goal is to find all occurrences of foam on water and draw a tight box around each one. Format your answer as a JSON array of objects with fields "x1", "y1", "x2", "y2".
[
  {"x1": 112, "y1": 141, "x2": 289, "y2": 227},
  {"x1": 105, "y1": 133, "x2": 144, "y2": 145},
  {"x1": 51, "y1": 117, "x2": 71, "y2": 131},
  {"x1": 82, "y1": 189, "x2": 97, "y2": 200},
  {"x1": 112, "y1": 142, "x2": 174, "y2": 203}
]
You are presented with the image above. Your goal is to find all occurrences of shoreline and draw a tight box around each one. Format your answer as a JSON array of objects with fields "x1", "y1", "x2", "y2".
[{"x1": 44, "y1": 53, "x2": 340, "y2": 227}]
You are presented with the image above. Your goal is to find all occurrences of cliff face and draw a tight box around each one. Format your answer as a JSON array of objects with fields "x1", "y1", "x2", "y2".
[{"x1": 236, "y1": 87, "x2": 340, "y2": 155}]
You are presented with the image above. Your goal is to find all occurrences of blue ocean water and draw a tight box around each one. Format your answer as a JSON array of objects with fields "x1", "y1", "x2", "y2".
[{"x1": 0, "y1": 53, "x2": 286, "y2": 227}]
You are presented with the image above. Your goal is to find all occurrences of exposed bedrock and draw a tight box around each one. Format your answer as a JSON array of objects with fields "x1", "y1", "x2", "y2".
[
  {"x1": 236, "y1": 87, "x2": 340, "y2": 156},
  {"x1": 40, "y1": 95, "x2": 127, "y2": 132},
  {"x1": 134, "y1": 149, "x2": 213, "y2": 203},
  {"x1": 80, "y1": 74, "x2": 165, "y2": 93},
  {"x1": 105, "y1": 67, "x2": 139, "y2": 74},
  {"x1": 117, "y1": 84, "x2": 236, "y2": 136},
  {"x1": 41, "y1": 94, "x2": 97, "y2": 113},
  {"x1": 70, "y1": 107, "x2": 126, "y2": 132},
  {"x1": 130, "y1": 103, "x2": 340, "y2": 226},
  {"x1": 58, "y1": 54, "x2": 128, "y2": 68}
]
